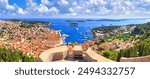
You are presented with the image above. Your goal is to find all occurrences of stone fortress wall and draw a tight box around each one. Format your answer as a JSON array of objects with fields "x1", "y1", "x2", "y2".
[{"x1": 120, "y1": 55, "x2": 150, "y2": 62}]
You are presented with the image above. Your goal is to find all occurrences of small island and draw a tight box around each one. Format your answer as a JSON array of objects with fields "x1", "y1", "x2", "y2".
[{"x1": 65, "y1": 20, "x2": 86, "y2": 22}]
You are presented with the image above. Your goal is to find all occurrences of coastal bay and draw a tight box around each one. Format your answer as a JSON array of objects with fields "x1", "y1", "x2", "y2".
[
  {"x1": 15, "y1": 18, "x2": 150, "y2": 44},
  {"x1": 0, "y1": 18, "x2": 150, "y2": 62}
]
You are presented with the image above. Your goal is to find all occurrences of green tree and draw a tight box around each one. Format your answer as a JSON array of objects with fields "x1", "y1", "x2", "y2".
[{"x1": 0, "y1": 48, "x2": 35, "y2": 62}]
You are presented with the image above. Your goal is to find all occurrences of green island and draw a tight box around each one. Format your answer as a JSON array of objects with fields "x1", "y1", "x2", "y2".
[{"x1": 10, "y1": 19, "x2": 51, "y2": 26}]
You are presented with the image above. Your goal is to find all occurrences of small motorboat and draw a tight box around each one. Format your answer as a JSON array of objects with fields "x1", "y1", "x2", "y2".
[{"x1": 70, "y1": 23, "x2": 78, "y2": 26}]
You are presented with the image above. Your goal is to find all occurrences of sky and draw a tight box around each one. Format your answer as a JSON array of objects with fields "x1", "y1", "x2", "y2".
[{"x1": 0, "y1": 0, "x2": 150, "y2": 18}]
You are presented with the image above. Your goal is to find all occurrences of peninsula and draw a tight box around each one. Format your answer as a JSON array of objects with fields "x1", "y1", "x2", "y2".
[{"x1": 91, "y1": 22, "x2": 150, "y2": 62}]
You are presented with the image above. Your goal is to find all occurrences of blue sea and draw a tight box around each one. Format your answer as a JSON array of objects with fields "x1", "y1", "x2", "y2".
[{"x1": 2, "y1": 18, "x2": 150, "y2": 44}]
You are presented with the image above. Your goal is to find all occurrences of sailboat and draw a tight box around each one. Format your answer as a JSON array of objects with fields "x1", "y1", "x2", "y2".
[{"x1": 76, "y1": 28, "x2": 79, "y2": 30}]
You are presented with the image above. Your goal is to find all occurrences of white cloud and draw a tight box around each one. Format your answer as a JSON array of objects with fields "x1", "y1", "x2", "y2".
[
  {"x1": 89, "y1": 0, "x2": 106, "y2": 5},
  {"x1": 26, "y1": 0, "x2": 59, "y2": 15},
  {"x1": 125, "y1": 1, "x2": 132, "y2": 7},
  {"x1": 38, "y1": 4, "x2": 59, "y2": 14},
  {"x1": 41, "y1": 0, "x2": 49, "y2": 5},
  {"x1": 98, "y1": 7, "x2": 111, "y2": 15},
  {"x1": 49, "y1": 7, "x2": 59, "y2": 13},
  {"x1": 18, "y1": 8, "x2": 25, "y2": 15},
  {"x1": 6, "y1": 5, "x2": 15, "y2": 10},
  {"x1": 68, "y1": 6, "x2": 82, "y2": 13},
  {"x1": 12, "y1": 13, "x2": 16, "y2": 16},
  {"x1": 70, "y1": 13, "x2": 77, "y2": 16},
  {"x1": 76, "y1": 6, "x2": 82, "y2": 10},
  {"x1": 26, "y1": 0, "x2": 38, "y2": 11},
  {"x1": 85, "y1": 9, "x2": 91, "y2": 13},
  {"x1": 69, "y1": 8, "x2": 74, "y2": 12},
  {"x1": 143, "y1": 0, "x2": 150, "y2": 2},
  {"x1": 110, "y1": 0, "x2": 134, "y2": 15},
  {"x1": 0, "y1": 0, "x2": 15, "y2": 10},
  {"x1": 58, "y1": 0, "x2": 69, "y2": 6},
  {"x1": 72, "y1": 1, "x2": 77, "y2": 6},
  {"x1": 25, "y1": 0, "x2": 38, "y2": 15},
  {"x1": 68, "y1": 0, "x2": 109, "y2": 15},
  {"x1": 38, "y1": 4, "x2": 49, "y2": 13}
]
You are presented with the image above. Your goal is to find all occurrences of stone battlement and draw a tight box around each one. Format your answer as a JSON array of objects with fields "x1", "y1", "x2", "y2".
[{"x1": 38, "y1": 45, "x2": 114, "y2": 62}]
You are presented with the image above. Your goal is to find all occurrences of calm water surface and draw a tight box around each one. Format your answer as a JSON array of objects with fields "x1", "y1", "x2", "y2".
[{"x1": 3, "y1": 18, "x2": 150, "y2": 44}]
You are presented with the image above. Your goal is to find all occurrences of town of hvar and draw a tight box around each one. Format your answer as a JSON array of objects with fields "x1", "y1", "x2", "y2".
[
  {"x1": 0, "y1": 0, "x2": 150, "y2": 62},
  {"x1": 0, "y1": 19, "x2": 149, "y2": 62}
]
